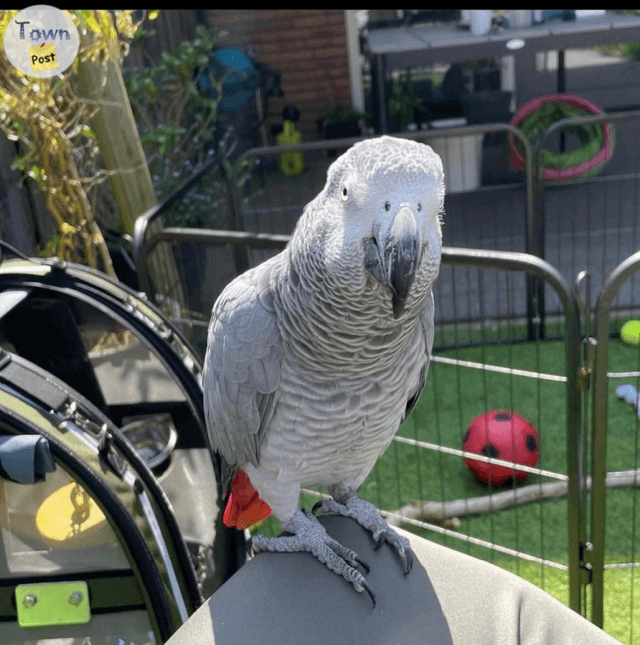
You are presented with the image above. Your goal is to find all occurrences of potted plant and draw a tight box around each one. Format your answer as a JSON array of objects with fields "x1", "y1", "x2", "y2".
[
  {"x1": 318, "y1": 104, "x2": 370, "y2": 157},
  {"x1": 319, "y1": 105, "x2": 370, "y2": 140},
  {"x1": 388, "y1": 75, "x2": 424, "y2": 132}
]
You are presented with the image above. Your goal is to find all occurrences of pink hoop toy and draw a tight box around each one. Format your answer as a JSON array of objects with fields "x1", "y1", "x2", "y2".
[{"x1": 508, "y1": 93, "x2": 613, "y2": 182}]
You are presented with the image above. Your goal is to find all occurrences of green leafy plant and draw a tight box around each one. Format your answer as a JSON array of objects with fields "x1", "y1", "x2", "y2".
[
  {"x1": 388, "y1": 75, "x2": 424, "y2": 131},
  {"x1": 321, "y1": 104, "x2": 370, "y2": 128},
  {"x1": 593, "y1": 11, "x2": 640, "y2": 60},
  {"x1": 0, "y1": 10, "x2": 146, "y2": 274},
  {"x1": 124, "y1": 23, "x2": 231, "y2": 227}
]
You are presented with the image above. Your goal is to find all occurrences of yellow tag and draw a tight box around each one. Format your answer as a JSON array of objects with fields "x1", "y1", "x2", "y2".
[{"x1": 29, "y1": 43, "x2": 58, "y2": 73}]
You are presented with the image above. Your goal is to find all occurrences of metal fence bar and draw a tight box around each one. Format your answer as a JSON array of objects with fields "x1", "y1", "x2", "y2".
[
  {"x1": 151, "y1": 228, "x2": 291, "y2": 249},
  {"x1": 441, "y1": 246, "x2": 584, "y2": 613},
  {"x1": 393, "y1": 435, "x2": 569, "y2": 481},
  {"x1": 591, "y1": 249, "x2": 640, "y2": 628},
  {"x1": 432, "y1": 354, "x2": 568, "y2": 382},
  {"x1": 535, "y1": 109, "x2": 640, "y2": 157},
  {"x1": 139, "y1": 228, "x2": 577, "y2": 335},
  {"x1": 132, "y1": 154, "x2": 242, "y2": 300},
  {"x1": 608, "y1": 370, "x2": 640, "y2": 378}
]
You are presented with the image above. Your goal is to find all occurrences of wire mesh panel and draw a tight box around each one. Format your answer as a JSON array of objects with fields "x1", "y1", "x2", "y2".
[
  {"x1": 236, "y1": 247, "x2": 584, "y2": 617},
  {"x1": 435, "y1": 256, "x2": 530, "y2": 330},
  {"x1": 142, "y1": 230, "x2": 288, "y2": 354},
  {"x1": 430, "y1": 129, "x2": 530, "y2": 253},
  {"x1": 134, "y1": 153, "x2": 249, "y2": 350},
  {"x1": 537, "y1": 110, "x2": 640, "y2": 329},
  {"x1": 157, "y1": 238, "x2": 244, "y2": 352},
  {"x1": 138, "y1": 225, "x2": 585, "y2": 608}
]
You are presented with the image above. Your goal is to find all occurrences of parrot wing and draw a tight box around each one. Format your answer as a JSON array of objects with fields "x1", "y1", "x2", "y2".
[
  {"x1": 203, "y1": 262, "x2": 283, "y2": 476},
  {"x1": 402, "y1": 290, "x2": 435, "y2": 423}
]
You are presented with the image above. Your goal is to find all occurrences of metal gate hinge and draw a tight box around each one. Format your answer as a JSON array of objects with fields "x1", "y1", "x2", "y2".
[
  {"x1": 578, "y1": 337, "x2": 597, "y2": 391},
  {"x1": 579, "y1": 541, "x2": 594, "y2": 584},
  {"x1": 577, "y1": 366, "x2": 590, "y2": 391},
  {"x1": 580, "y1": 563, "x2": 593, "y2": 585}
]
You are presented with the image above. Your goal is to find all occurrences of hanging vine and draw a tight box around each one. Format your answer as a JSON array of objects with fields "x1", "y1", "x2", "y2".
[{"x1": 0, "y1": 10, "x2": 154, "y2": 275}]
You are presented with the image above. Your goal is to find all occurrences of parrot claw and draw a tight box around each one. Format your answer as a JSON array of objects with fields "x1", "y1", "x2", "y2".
[
  {"x1": 374, "y1": 532, "x2": 386, "y2": 551},
  {"x1": 251, "y1": 510, "x2": 375, "y2": 605},
  {"x1": 361, "y1": 578, "x2": 377, "y2": 608},
  {"x1": 402, "y1": 546, "x2": 414, "y2": 575},
  {"x1": 355, "y1": 554, "x2": 371, "y2": 573},
  {"x1": 308, "y1": 505, "x2": 371, "y2": 572},
  {"x1": 318, "y1": 494, "x2": 415, "y2": 576}
]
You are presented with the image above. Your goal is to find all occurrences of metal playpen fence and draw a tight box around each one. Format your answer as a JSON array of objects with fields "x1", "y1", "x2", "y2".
[{"x1": 106, "y1": 112, "x2": 640, "y2": 640}]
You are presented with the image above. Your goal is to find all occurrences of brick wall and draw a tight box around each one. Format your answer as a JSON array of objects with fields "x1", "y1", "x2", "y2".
[{"x1": 204, "y1": 10, "x2": 352, "y2": 143}]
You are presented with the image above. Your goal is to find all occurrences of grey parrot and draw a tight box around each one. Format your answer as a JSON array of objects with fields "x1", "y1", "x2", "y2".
[{"x1": 203, "y1": 135, "x2": 444, "y2": 604}]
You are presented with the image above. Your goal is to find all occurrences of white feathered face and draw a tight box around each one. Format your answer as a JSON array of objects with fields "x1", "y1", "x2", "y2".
[{"x1": 319, "y1": 136, "x2": 445, "y2": 318}]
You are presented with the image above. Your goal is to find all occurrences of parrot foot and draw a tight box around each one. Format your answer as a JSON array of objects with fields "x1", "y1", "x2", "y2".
[
  {"x1": 249, "y1": 509, "x2": 376, "y2": 606},
  {"x1": 313, "y1": 495, "x2": 414, "y2": 575}
]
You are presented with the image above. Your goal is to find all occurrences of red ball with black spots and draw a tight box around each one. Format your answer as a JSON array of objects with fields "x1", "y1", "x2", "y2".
[{"x1": 462, "y1": 410, "x2": 539, "y2": 485}]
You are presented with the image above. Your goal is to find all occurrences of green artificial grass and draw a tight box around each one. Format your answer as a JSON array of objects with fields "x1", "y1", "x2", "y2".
[{"x1": 252, "y1": 331, "x2": 640, "y2": 643}]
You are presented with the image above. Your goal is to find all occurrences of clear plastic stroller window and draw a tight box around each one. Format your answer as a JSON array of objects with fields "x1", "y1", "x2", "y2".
[
  {"x1": 0, "y1": 290, "x2": 186, "y2": 408},
  {"x1": 72, "y1": 299, "x2": 187, "y2": 407},
  {"x1": 0, "y1": 464, "x2": 129, "y2": 577}
]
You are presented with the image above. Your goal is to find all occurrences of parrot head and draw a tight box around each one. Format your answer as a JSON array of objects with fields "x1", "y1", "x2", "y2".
[{"x1": 312, "y1": 135, "x2": 445, "y2": 319}]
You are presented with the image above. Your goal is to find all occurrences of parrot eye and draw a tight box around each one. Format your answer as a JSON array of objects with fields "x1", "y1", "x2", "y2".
[
  {"x1": 384, "y1": 202, "x2": 391, "y2": 212},
  {"x1": 416, "y1": 203, "x2": 422, "y2": 212},
  {"x1": 340, "y1": 185, "x2": 349, "y2": 202}
]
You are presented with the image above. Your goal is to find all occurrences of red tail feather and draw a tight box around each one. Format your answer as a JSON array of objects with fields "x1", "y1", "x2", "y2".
[{"x1": 223, "y1": 470, "x2": 272, "y2": 530}]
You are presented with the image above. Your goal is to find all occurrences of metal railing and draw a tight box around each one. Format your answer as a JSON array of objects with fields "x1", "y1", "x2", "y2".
[
  {"x1": 591, "y1": 249, "x2": 640, "y2": 630},
  {"x1": 133, "y1": 123, "x2": 538, "y2": 337}
]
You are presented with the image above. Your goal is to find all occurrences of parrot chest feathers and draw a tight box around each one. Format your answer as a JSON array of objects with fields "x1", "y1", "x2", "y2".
[
  {"x1": 250, "y1": 320, "x2": 428, "y2": 489},
  {"x1": 273, "y1": 253, "x2": 431, "y2": 373}
]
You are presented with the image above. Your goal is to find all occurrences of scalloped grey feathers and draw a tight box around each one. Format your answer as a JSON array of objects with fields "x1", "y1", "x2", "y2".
[{"x1": 203, "y1": 135, "x2": 444, "y2": 511}]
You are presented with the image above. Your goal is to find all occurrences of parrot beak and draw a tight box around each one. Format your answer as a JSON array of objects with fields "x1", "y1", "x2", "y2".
[{"x1": 384, "y1": 206, "x2": 421, "y2": 319}]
